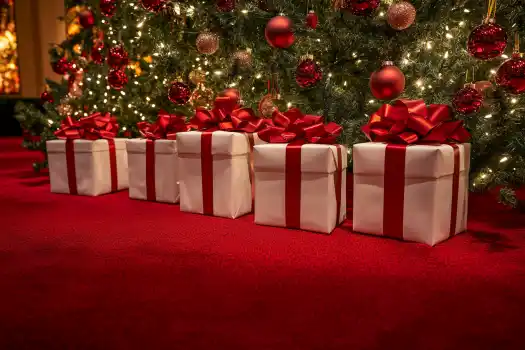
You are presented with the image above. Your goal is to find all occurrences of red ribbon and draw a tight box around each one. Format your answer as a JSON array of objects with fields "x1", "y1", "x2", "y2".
[
  {"x1": 258, "y1": 108, "x2": 343, "y2": 144},
  {"x1": 137, "y1": 110, "x2": 189, "y2": 140},
  {"x1": 201, "y1": 132, "x2": 214, "y2": 215},
  {"x1": 146, "y1": 140, "x2": 156, "y2": 201},
  {"x1": 362, "y1": 99, "x2": 470, "y2": 144}
]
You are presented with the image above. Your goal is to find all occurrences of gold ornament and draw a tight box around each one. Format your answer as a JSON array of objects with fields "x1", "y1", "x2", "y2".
[
  {"x1": 258, "y1": 94, "x2": 277, "y2": 117},
  {"x1": 196, "y1": 31, "x2": 220, "y2": 55},
  {"x1": 190, "y1": 84, "x2": 215, "y2": 108},
  {"x1": 57, "y1": 98, "x2": 74, "y2": 116},
  {"x1": 387, "y1": 1, "x2": 417, "y2": 31},
  {"x1": 232, "y1": 49, "x2": 253, "y2": 69},
  {"x1": 189, "y1": 69, "x2": 206, "y2": 84}
]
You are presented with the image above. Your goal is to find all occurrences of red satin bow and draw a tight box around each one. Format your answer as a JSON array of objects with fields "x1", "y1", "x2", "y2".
[
  {"x1": 55, "y1": 112, "x2": 118, "y2": 140},
  {"x1": 257, "y1": 108, "x2": 343, "y2": 144},
  {"x1": 362, "y1": 99, "x2": 470, "y2": 144},
  {"x1": 190, "y1": 96, "x2": 269, "y2": 132},
  {"x1": 137, "y1": 110, "x2": 189, "y2": 140}
]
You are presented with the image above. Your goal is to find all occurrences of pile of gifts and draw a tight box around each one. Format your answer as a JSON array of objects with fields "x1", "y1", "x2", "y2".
[{"x1": 47, "y1": 98, "x2": 471, "y2": 246}]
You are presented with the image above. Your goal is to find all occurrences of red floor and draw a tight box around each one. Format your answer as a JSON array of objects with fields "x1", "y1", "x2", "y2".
[{"x1": 1, "y1": 137, "x2": 525, "y2": 350}]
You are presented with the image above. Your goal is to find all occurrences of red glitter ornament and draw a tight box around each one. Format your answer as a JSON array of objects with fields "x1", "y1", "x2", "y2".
[
  {"x1": 369, "y1": 61, "x2": 405, "y2": 100},
  {"x1": 265, "y1": 16, "x2": 295, "y2": 49},
  {"x1": 467, "y1": 20, "x2": 507, "y2": 60},
  {"x1": 79, "y1": 9, "x2": 95, "y2": 28},
  {"x1": 41, "y1": 91, "x2": 54, "y2": 104},
  {"x1": 219, "y1": 88, "x2": 241, "y2": 104},
  {"x1": 140, "y1": 0, "x2": 167, "y2": 13},
  {"x1": 216, "y1": 0, "x2": 235, "y2": 12},
  {"x1": 108, "y1": 45, "x2": 129, "y2": 69},
  {"x1": 108, "y1": 69, "x2": 128, "y2": 90},
  {"x1": 296, "y1": 58, "x2": 322, "y2": 88},
  {"x1": 306, "y1": 10, "x2": 318, "y2": 29},
  {"x1": 168, "y1": 82, "x2": 191, "y2": 105},
  {"x1": 91, "y1": 43, "x2": 105, "y2": 64},
  {"x1": 453, "y1": 85, "x2": 483, "y2": 114},
  {"x1": 100, "y1": 0, "x2": 117, "y2": 18},
  {"x1": 342, "y1": 0, "x2": 380, "y2": 17},
  {"x1": 495, "y1": 53, "x2": 525, "y2": 95},
  {"x1": 52, "y1": 58, "x2": 71, "y2": 75}
]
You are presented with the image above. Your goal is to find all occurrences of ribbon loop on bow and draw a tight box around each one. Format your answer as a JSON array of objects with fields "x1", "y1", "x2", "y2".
[
  {"x1": 362, "y1": 99, "x2": 470, "y2": 144},
  {"x1": 55, "y1": 112, "x2": 119, "y2": 140},
  {"x1": 137, "y1": 110, "x2": 189, "y2": 140}
]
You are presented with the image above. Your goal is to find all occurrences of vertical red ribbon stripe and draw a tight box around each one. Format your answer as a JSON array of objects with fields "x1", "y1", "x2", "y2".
[
  {"x1": 335, "y1": 145, "x2": 343, "y2": 224},
  {"x1": 247, "y1": 133, "x2": 256, "y2": 209},
  {"x1": 201, "y1": 132, "x2": 214, "y2": 215},
  {"x1": 146, "y1": 140, "x2": 156, "y2": 201},
  {"x1": 285, "y1": 144, "x2": 302, "y2": 229},
  {"x1": 107, "y1": 139, "x2": 118, "y2": 193},
  {"x1": 383, "y1": 144, "x2": 407, "y2": 239},
  {"x1": 65, "y1": 139, "x2": 78, "y2": 195},
  {"x1": 449, "y1": 144, "x2": 460, "y2": 237}
]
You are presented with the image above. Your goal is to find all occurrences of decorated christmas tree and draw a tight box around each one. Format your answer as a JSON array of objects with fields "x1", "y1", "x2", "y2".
[{"x1": 15, "y1": 0, "x2": 525, "y2": 206}]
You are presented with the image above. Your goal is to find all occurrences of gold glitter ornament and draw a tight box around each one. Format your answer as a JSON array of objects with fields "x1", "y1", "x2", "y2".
[
  {"x1": 232, "y1": 49, "x2": 253, "y2": 69},
  {"x1": 189, "y1": 69, "x2": 206, "y2": 85},
  {"x1": 57, "y1": 97, "x2": 74, "y2": 116},
  {"x1": 387, "y1": 1, "x2": 416, "y2": 31},
  {"x1": 196, "y1": 32, "x2": 220, "y2": 55},
  {"x1": 190, "y1": 84, "x2": 215, "y2": 108},
  {"x1": 258, "y1": 94, "x2": 277, "y2": 117}
]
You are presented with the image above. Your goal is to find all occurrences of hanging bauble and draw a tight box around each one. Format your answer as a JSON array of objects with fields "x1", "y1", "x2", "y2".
[
  {"x1": 168, "y1": 82, "x2": 192, "y2": 105},
  {"x1": 78, "y1": 9, "x2": 95, "y2": 28},
  {"x1": 219, "y1": 88, "x2": 241, "y2": 104},
  {"x1": 91, "y1": 43, "x2": 105, "y2": 64},
  {"x1": 108, "y1": 45, "x2": 129, "y2": 69},
  {"x1": 52, "y1": 57, "x2": 71, "y2": 75},
  {"x1": 190, "y1": 85, "x2": 215, "y2": 108},
  {"x1": 100, "y1": 0, "x2": 117, "y2": 18},
  {"x1": 189, "y1": 69, "x2": 206, "y2": 85},
  {"x1": 232, "y1": 49, "x2": 253, "y2": 69},
  {"x1": 265, "y1": 16, "x2": 295, "y2": 49},
  {"x1": 68, "y1": 70, "x2": 84, "y2": 98},
  {"x1": 196, "y1": 32, "x2": 220, "y2": 55},
  {"x1": 495, "y1": 53, "x2": 525, "y2": 95},
  {"x1": 296, "y1": 57, "x2": 322, "y2": 88},
  {"x1": 467, "y1": 20, "x2": 507, "y2": 60},
  {"x1": 108, "y1": 69, "x2": 128, "y2": 90},
  {"x1": 342, "y1": 0, "x2": 380, "y2": 17},
  {"x1": 140, "y1": 0, "x2": 167, "y2": 12},
  {"x1": 40, "y1": 91, "x2": 54, "y2": 104},
  {"x1": 369, "y1": 61, "x2": 405, "y2": 100},
  {"x1": 258, "y1": 94, "x2": 277, "y2": 117},
  {"x1": 216, "y1": 0, "x2": 235, "y2": 12},
  {"x1": 453, "y1": 84, "x2": 483, "y2": 114},
  {"x1": 57, "y1": 97, "x2": 74, "y2": 117},
  {"x1": 306, "y1": 10, "x2": 318, "y2": 29},
  {"x1": 387, "y1": 1, "x2": 416, "y2": 30}
]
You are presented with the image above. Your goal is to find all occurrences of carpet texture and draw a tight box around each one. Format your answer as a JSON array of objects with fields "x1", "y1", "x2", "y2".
[{"x1": 1, "y1": 137, "x2": 525, "y2": 350}]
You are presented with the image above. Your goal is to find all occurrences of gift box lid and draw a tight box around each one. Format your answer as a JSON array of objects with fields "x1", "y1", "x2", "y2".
[
  {"x1": 46, "y1": 138, "x2": 127, "y2": 154},
  {"x1": 176, "y1": 131, "x2": 249, "y2": 156},
  {"x1": 353, "y1": 142, "x2": 470, "y2": 179},
  {"x1": 126, "y1": 139, "x2": 177, "y2": 154},
  {"x1": 254, "y1": 144, "x2": 348, "y2": 174}
]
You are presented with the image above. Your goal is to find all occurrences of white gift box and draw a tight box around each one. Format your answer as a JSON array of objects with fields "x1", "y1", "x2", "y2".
[
  {"x1": 353, "y1": 142, "x2": 470, "y2": 246},
  {"x1": 126, "y1": 139, "x2": 179, "y2": 203},
  {"x1": 253, "y1": 144, "x2": 348, "y2": 234},
  {"x1": 46, "y1": 139, "x2": 128, "y2": 196},
  {"x1": 177, "y1": 131, "x2": 253, "y2": 218}
]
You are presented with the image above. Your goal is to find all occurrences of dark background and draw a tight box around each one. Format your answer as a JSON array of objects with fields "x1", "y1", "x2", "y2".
[{"x1": 1, "y1": 99, "x2": 29, "y2": 136}]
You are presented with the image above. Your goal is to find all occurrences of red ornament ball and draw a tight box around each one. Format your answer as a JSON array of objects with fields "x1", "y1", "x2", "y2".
[
  {"x1": 41, "y1": 91, "x2": 54, "y2": 104},
  {"x1": 495, "y1": 54, "x2": 525, "y2": 95},
  {"x1": 369, "y1": 61, "x2": 405, "y2": 100},
  {"x1": 168, "y1": 82, "x2": 192, "y2": 105},
  {"x1": 100, "y1": 0, "x2": 117, "y2": 18},
  {"x1": 306, "y1": 10, "x2": 318, "y2": 29},
  {"x1": 79, "y1": 9, "x2": 95, "y2": 28},
  {"x1": 342, "y1": 0, "x2": 380, "y2": 17},
  {"x1": 216, "y1": 0, "x2": 235, "y2": 12},
  {"x1": 387, "y1": 1, "x2": 416, "y2": 30},
  {"x1": 108, "y1": 69, "x2": 128, "y2": 90},
  {"x1": 219, "y1": 88, "x2": 241, "y2": 104},
  {"x1": 453, "y1": 86, "x2": 483, "y2": 114},
  {"x1": 467, "y1": 21, "x2": 507, "y2": 60},
  {"x1": 140, "y1": 0, "x2": 167, "y2": 13},
  {"x1": 196, "y1": 32, "x2": 220, "y2": 55},
  {"x1": 296, "y1": 58, "x2": 322, "y2": 88},
  {"x1": 91, "y1": 44, "x2": 105, "y2": 64},
  {"x1": 108, "y1": 45, "x2": 129, "y2": 69},
  {"x1": 265, "y1": 16, "x2": 295, "y2": 49},
  {"x1": 52, "y1": 58, "x2": 71, "y2": 75}
]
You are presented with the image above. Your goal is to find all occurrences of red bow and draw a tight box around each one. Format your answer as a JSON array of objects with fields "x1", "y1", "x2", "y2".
[
  {"x1": 190, "y1": 96, "x2": 269, "y2": 132},
  {"x1": 55, "y1": 112, "x2": 118, "y2": 140},
  {"x1": 257, "y1": 108, "x2": 343, "y2": 144},
  {"x1": 362, "y1": 99, "x2": 470, "y2": 144},
  {"x1": 137, "y1": 110, "x2": 189, "y2": 140}
]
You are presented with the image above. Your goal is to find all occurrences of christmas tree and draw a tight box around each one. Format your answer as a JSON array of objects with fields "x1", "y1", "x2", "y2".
[{"x1": 15, "y1": 0, "x2": 525, "y2": 207}]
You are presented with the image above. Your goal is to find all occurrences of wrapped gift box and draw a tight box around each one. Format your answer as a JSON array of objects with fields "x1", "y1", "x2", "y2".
[
  {"x1": 126, "y1": 139, "x2": 179, "y2": 203},
  {"x1": 177, "y1": 131, "x2": 253, "y2": 218},
  {"x1": 47, "y1": 139, "x2": 128, "y2": 196},
  {"x1": 253, "y1": 144, "x2": 347, "y2": 234},
  {"x1": 352, "y1": 142, "x2": 470, "y2": 246}
]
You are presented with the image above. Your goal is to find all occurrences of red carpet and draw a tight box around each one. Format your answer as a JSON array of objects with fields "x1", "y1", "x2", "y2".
[{"x1": 1, "y1": 137, "x2": 525, "y2": 350}]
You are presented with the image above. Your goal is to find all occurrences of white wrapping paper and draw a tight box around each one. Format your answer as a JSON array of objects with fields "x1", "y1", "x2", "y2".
[
  {"x1": 46, "y1": 139, "x2": 128, "y2": 196},
  {"x1": 126, "y1": 139, "x2": 179, "y2": 203},
  {"x1": 353, "y1": 142, "x2": 470, "y2": 246},
  {"x1": 253, "y1": 144, "x2": 348, "y2": 234},
  {"x1": 177, "y1": 131, "x2": 253, "y2": 218}
]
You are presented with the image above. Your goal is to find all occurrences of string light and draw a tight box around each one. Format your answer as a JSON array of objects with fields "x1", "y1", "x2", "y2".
[
  {"x1": 500, "y1": 157, "x2": 509, "y2": 163},
  {"x1": 485, "y1": 114, "x2": 492, "y2": 119}
]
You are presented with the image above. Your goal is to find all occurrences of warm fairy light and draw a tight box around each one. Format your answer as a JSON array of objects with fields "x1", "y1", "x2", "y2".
[
  {"x1": 464, "y1": 9, "x2": 470, "y2": 13},
  {"x1": 47, "y1": 119, "x2": 53, "y2": 125},
  {"x1": 287, "y1": 102, "x2": 292, "y2": 108},
  {"x1": 511, "y1": 98, "x2": 518, "y2": 104},
  {"x1": 446, "y1": 33, "x2": 453, "y2": 39},
  {"x1": 379, "y1": 12, "x2": 384, "y2": 17},
  {"x1": 444, "y1": 51, "x2": 449, "y2": 59},
  {"x1": 485, "y1": 114, "x2": 492, "y2": 119},
  {"x1": 490, "y1": 69, "x2": 497, "y2": 74},
  {"x1": 241, "y1": 9, "x2": 248, "y2": 14},
  {"x1": 415, "y1": 79, "x2": 423, "y2": 87},
  {"x1": 500, "y1": 157, "x2": 509, "y2": 163},
  {"x1": 501, "y1": 54, "x2": 509, "y2": 59},
  {"x1": 426, "y1": 42, "x2": 432, "y2": 50},
  {"x1": 137, "y1": 18, "x2": 146, "y2": 28},
  {"x1": 122, "y1": 127, "x2": 127, "y2": 131},
  {"x1": 481, "y1": 174, "x2": 487, "y2": 179},
  {"x1": 459, "y1": 21, "x2": 465, "y2": 27},
  {"x1": 344, "y1": 81, "x2": 347, "y2": 86},
  {"x1": 214, "y1": 70, "x2": 223, "y2": 76},
  {"x1": 368, "y1": 99, "x2": 375, "y2": 104},
  {"x1": 256, "y1": 74, "x2": 262, "y2": 79}
]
